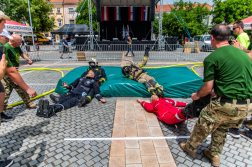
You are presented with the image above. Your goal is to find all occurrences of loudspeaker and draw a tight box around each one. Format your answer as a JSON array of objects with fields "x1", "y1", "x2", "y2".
[
  {"x1": 149, "y1": 0, "x2": 155, "y2": 22},
  {"x1": 96, "y1": 0, "x2": 102, "y2": 22}
]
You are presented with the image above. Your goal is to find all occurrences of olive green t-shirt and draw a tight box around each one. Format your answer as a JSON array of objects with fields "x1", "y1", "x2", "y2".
[
  {"x1": 0, "y1": 41, "x2": 12, "y2": 68},
  {"x1": 4, "y1": 42, "x2": 23, "y2": 67},
  {"x1": 237, "y1": 33, "x2": 250, "y2": 49},
  {"x1": 204, "y1": 45, "x2": 252, "y2": 100}
]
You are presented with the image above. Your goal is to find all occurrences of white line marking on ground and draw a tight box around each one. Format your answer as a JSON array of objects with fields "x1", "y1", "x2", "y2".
[{"x1": 64, "y1": 135, "x2": 232, "y2": 141}]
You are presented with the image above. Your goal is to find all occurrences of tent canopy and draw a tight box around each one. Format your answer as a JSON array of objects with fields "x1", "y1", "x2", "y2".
[
  {"x1": 5, "y1": 20, "x2": 32, "y2": 32},
  {"x1": 51, "y1": 24, "x2": 95, "y2": 35},
  {"x1": 229, "y1": 16, "x2": 252, "y2": 30}
]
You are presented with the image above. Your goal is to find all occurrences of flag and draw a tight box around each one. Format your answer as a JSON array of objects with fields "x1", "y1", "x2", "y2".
[
  {"x1": 102, "y1": 6, "x2": 109, "y2": 21},
  {"x1": 114, "y1": 6, "x2": 121, "y2": 21},
  {"x1": 141, "y1": 6, "x2": 148, "y2": 21},
  {"x1": 128, "y1": 6, "x2": 135, "y2": 21}
]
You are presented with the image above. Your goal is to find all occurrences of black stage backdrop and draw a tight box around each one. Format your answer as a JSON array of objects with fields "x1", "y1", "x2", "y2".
[{"x1": 100, "y1": 7, "x2": 151, "y2": 41}]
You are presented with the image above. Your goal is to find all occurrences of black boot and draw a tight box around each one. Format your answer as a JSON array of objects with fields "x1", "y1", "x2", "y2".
[
  {"x1": 36, "y1": 100, "x2": 51, "y2": 118},
  {"x1": 50, "y1": 94, "x2": 60, "y2": 104},
  {"x1": 49, "y1": 105, "x2": 63, "y2": 114},
  {"x1": 156, "y1": 87, "x2": 164, "y2": 98},
  {"x1": 78, "y1": 95, "x2": 89, "y2": 108},
  {"x1": 181, "y1": 103, "x2": 193, "y2": 118}
]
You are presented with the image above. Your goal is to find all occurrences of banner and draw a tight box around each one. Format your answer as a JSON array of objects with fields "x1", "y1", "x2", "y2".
[
  {"x1": 141, "y1": 6, "x2": 148, "y2": 21},
  {"x1": 102, "y1": 6, "x2": 109, "y2": 21},
  {"x1": 114, "y1": 6, "x2": 121, "y2": 21},
  {"x1": 128, "y1": 6, "x2": 135, "y2": 21}
]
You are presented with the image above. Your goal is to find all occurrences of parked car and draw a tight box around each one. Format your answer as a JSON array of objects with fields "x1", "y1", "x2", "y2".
[
  {"x1": 35, "y1": 33, "x2": 51, "y2": 45},
  {"x1": 193, "y1": 35, "x2": 213, "y2": 52}
]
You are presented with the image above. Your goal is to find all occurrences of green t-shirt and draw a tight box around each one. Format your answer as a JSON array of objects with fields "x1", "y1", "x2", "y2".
[
  {"x1": 0, "y1": 41, "x2": 12, "y2": 68},
  {"x1": 4, "y1": 42, "x2": 23, "y2": 67},
  {"x1": 204, "y1": 45, "x2": 252, "y2": 100},
  {"x1": 237, "y1": 33, "x2": 250, "y2": 49}
]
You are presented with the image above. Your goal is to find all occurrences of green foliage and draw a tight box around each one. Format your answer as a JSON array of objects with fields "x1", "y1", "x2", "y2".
[
  {"x1": 155, "y1": 0, "x2": 210, "y2": 38},
  {"x1": 75, "y1": 0, "x2": 97, "y2": 31},
  {"x1": 212, "y1": 0, "x2": 252, "y2": 24},
  {"x1": 0, "y1": 0, "x2": 54, "y2": 32}
]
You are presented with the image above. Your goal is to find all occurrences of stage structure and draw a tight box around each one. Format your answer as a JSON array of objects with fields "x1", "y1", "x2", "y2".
[{"x1": 91, "y1": 0, "x2": 160, "y2": 44}]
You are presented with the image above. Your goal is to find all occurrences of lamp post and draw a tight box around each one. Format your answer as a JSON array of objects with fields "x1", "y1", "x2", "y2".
[{"x1": 28, "y1": 0, "x2": 36, "y2": 51}]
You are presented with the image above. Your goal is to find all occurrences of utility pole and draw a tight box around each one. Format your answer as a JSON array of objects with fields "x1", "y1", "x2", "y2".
[{"x1": 28, "y1": 0, "x2": 36, "y2": 52}]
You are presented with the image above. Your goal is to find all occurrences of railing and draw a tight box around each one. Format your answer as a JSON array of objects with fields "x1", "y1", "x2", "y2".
[{"x1": 19, "y1": 43, "x2": 212, "y2": 62}]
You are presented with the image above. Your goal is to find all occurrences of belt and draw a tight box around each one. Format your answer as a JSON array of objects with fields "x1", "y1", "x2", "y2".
[{"x1": 220, "y1": 97, "x2": 252, "y2": 105}]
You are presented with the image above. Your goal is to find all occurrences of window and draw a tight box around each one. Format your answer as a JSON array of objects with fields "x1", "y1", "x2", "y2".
[
  {"x1": 68, "y1": 8, "x2": 74, "y2": 13},
  {"x1": 58, "y1": 20, "x2": 62, "y2": 26},
  {"x1": 57, "y1": 8, "x2": 61, "y2": 13},
  {"x1": 70, "y1": 20, "x2": 74, "y2": 24}
]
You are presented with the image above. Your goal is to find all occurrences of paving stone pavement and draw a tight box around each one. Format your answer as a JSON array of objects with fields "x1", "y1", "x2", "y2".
[{"x1": 1, "y1": 60, "x2": 252, "y2": 167}]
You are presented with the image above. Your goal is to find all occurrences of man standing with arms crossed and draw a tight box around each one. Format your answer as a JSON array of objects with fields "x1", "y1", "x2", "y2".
[{"x1": 180, "y1": 24, "x2": 252, "y2": 167}]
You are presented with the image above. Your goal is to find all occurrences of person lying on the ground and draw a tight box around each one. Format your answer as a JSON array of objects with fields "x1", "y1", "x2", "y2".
[
  {"x1": 39, "y1": 71, "x2": 106, "y2": 114},
  {"x1": 81, "y1": 58, "x2": 107, "y2": 87},
  {"x1": 122, "y1": 47, "x2": 164, "y2": 97},
  {"x1": 137, "y1": 95, "x2": 191, "y2": 124}
]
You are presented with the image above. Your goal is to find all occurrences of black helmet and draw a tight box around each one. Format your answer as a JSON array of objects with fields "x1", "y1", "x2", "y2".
[{"x1": 122, "y1": 65, "x2": 132, "y2": 77}]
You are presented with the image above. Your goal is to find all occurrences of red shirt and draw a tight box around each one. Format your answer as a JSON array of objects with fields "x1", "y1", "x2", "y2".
[{"x1": 141, "y1": 98, "x2": 187, "y2": 124}]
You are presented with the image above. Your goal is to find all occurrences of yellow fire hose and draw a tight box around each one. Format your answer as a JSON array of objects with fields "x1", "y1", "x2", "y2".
[{"x1": 8, "y1": 63, "x2": 203, "y2": 107}]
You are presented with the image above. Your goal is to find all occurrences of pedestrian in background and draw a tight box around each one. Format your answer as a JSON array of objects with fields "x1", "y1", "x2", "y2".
[{"x1": 60, "y1": 35, "x2": 71, "y2": 59}]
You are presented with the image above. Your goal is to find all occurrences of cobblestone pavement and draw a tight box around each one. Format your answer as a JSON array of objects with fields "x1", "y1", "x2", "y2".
[{"x1": 1, "y1": 60, "x2": 252, "y2": 167}]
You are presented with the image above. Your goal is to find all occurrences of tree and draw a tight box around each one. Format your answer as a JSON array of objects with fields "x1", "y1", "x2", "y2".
[
  {"x1": 154, "y1": 0, "x2": 210, "y2": 38},
  {"x1": 75, "y1": 0, "x2": 97, "y2": 31},
  {"x1": 212, "y1": 0, "x2": 252, "y2": 24},
  {"x1": 0, "y1": 0, "x2": 54, "y2": 32}
]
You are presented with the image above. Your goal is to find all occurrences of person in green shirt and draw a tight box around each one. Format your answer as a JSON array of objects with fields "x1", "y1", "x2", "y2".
[
  {"x1": 232, "y1": 20, "x2": 250, "y2": 49},
  {"x1": 2, "y1": 34, "x2": 37, "y2": 110},
  {"x1": 180, "y1": 24, "x2": 252, "y2": 167}
]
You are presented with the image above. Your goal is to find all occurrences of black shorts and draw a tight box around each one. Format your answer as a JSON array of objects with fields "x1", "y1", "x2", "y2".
[
  {"x1": 63, "y1": 46, "x2": 69, "y2": 53},
  {"x1": 0, "y1": 82, "x2": 5, "y2": 92}
]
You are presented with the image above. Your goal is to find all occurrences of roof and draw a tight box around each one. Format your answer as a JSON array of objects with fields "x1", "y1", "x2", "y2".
[
  {"x1": 155, "y1": 3, "x2": 211, "y2": 12},
  {"x1": 91, "y1": 0, "x2": 160, "y2": 7},
  {"x1": 63, "y1": 0, "x2": 79, "y2": 4},
  {"x1": 49, "y1": 0, "x2": 63, "y2": 2}
]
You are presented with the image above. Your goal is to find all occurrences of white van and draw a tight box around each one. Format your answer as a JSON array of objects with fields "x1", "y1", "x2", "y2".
[{"x1": 193, "y1": 35, "x2": 213, "y2": 52}]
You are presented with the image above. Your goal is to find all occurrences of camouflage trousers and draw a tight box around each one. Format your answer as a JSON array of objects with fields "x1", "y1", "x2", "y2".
[
  {"x1": 186, "y1": 97, "x2": 251, "y2": 158},
  {"x1": 1, "y1": 75, "x2": 31, "y2": 106}
]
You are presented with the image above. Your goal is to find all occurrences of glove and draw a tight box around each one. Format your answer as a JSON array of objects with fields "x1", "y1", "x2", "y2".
[{"x1": 144, "y1": 47, "x2": 150, "y2": 57}]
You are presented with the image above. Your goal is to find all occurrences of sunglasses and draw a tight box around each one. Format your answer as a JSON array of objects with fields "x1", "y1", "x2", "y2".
[{"x1": 233, "y1": 27, "x2": 239, "y2": 30}]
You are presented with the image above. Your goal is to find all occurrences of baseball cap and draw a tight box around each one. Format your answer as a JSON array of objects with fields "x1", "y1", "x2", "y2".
[
  {"x1": 0, "y1": 29, "x2": 13, "y2": 39},
  {"x1": 0, "y1": 11, "x2": 11, "y2": 21}
]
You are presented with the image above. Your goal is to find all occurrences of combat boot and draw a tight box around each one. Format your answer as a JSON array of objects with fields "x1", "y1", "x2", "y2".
[
  {"x1": 78, "y1": 95, "x2": 89, "y2": 107},
  {"x1": 26, "y1": 102, "x2": 37, "y2": 108},
  {"x1": 3, "y1": 105, "x2": 13, "y2": 110},
  {"x1": 49, "y1": 105, "x2": 63, "y2": 113},
  {"x1": 180, "y1": 142, "x2": 197, "y2": 158},
  {"x1": 50, "y1": 94, "x2": 60, "y2": 103},
  {"x1": 149, "y1": 89, "x2": 158, "y2": 96},
  {"x1": 203, "y1": 149, "x2": 220, "y2": 167},
  {"x1": 244, "y1": 119, "x2": 252, "y2": 125}
]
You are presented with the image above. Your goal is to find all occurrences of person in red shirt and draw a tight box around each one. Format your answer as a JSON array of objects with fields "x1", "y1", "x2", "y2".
[{"x1": 137, "y1": 95, "x2": 191, "y2": 124}]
